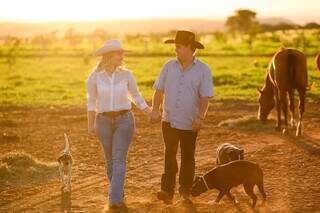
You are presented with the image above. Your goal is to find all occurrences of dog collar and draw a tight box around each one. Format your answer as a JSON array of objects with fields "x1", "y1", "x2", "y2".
[{"x1": 202, "y1": 176, "x2": 210, "y2": 190}]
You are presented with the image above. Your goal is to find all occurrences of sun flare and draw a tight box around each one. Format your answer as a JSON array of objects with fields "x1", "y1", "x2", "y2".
[{"x1": 0, "y1": 0, "x2": 319, "y2": 23}]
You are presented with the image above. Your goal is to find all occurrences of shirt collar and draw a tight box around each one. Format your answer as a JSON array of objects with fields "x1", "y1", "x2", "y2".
[
  {"x1": 100, "y1": 67, "x2": 121, "y2": 74},
  {"x1": 175, "y1": 57, "x2": 198, "y2": 65},
  {"x1": 175, "y1": 57, "x2": 198, "y2": 71}
]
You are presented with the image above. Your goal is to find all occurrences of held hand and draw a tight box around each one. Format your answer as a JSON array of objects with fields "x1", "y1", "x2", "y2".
[
  {"x1": 150, "y1": 109, "x2": 161, "y2": 123},
  {"x1": 192, "y1": 117, "x2": 204, "y2": 132},
  {"x1": 143, "y1": 106, "x2": 152, "y2": 115}
]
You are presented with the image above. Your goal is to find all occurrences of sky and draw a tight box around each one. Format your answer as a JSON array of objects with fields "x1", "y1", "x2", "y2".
[{"x1": 0, "y1": 0, "x2": 319, "y2": 24}]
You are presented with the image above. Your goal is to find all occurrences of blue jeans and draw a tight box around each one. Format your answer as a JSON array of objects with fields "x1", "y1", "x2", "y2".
[{"x1": 96, "y1": 111, "x2": 135, "y2": 205}]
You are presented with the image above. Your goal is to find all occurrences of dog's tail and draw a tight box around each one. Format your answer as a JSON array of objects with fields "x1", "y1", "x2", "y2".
[{"x1": 63, "y1": 133, "x2": 71, "y2": 154}]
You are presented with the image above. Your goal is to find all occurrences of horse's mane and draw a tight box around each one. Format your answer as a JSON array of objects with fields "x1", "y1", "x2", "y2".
[{"x1": 262, "y1": 63, "x2": 274, "y2": 96}]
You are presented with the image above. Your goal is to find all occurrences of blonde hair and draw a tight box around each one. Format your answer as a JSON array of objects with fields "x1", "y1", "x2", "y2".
[
  {"x1": 95, "y1": 52, "x2": 125, "y2": 71},
  {"x1": 96, "y1": 54, "x2": 110, "y2": 70}
]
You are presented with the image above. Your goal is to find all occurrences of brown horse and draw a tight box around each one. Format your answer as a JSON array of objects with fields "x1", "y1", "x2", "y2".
[
  {"x1": 316, "y1": 54, "x2": 320, "y2": 71},
  {"x1": 258, "y1": 48, "x2": 308, "y2": 136}
]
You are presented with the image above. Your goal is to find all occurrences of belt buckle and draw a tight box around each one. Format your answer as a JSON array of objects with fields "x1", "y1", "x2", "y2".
[
  {"x1": 108, "y1": 111, "x2": 119, "y2": 118},
  {"x1": 102, "y1": 110, "x2": 127, "y2": 118},
  {"x1": 110, "y1": 111, "x2": 118, "y2": 117}
]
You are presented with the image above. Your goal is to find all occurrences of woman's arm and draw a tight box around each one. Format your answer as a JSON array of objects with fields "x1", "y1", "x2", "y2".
[
  {"x1": 128, "y1": 72, "x2": 150, "y2": 113},
  {"x1": 87, "y1": 111, "x2": 96, "y2": 134},
  {"x1": 86, "y1": 71, "x2": 97, "y2": 134}
]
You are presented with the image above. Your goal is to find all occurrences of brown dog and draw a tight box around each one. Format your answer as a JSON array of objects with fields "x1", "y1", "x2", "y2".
[{"x1": 191, "y1": 160, "x2": 266, "y2": 207}]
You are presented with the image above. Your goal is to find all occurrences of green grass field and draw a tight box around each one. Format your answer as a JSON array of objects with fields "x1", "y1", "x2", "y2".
[
  {"x1": 1, "y1": 29, "x2": 319, "y2": 57},
  {"x1": 1, "y1": 29, "x2": 319, "y2": 106},
  {"x1": 1, "y1": 54, "x2": 319, "y2": 106}
]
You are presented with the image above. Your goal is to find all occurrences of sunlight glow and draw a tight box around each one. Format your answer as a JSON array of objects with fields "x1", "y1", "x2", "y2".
[{"x1": 0, "y1": 0, "x2": 319, "y2": 23}]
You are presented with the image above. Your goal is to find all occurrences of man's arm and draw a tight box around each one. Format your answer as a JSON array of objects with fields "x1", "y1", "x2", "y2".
[
  {"x1": 197, "y1": 97, "x2": 210, "y2": 119},
  {"x1": 151, "y1": 90, "x2": 164, "y2": 122},
  {"x1": 152, "y1": 90, "x2": 163, "y2": 111},
  {"x1": 192, "y1": 97, "x2": 211, "y2": 132}
]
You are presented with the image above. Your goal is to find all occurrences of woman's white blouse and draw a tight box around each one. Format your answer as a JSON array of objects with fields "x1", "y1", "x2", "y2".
[{"x1": 86, "y1": 68, "x2": 148, "y2": 113}]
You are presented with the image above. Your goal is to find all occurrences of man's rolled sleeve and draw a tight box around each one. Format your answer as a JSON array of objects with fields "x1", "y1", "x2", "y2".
[
  {"x1": 200, "y1": 68, "x2": 214, "y2": 97},
  {"x1": 153, "y1": 64, "x2": 168, "y2": 91}
]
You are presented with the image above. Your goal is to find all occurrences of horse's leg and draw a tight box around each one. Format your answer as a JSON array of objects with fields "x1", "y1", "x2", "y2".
[
  {"x1": 296, "y1": 88, "x2": 306, "y2": 136},
  {"x1": 280, "y1": 91, "x2": 289, "y2": 134},
  {"x1": 274, "y1": 88, "x2": 282, "y2": 131},
  {"x1": 288, "y1": 89, "x2": 295, "y2": 128}
]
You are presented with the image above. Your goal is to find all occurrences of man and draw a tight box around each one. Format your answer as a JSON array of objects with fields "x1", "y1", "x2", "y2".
[{"x1": 151, "y1": 30, "x2": 214, "y2": 204}]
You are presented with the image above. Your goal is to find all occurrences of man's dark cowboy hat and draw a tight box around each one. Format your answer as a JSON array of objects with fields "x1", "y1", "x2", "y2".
[{"x1": 164, "y1": 30, "x2": 204, "y2": 49}]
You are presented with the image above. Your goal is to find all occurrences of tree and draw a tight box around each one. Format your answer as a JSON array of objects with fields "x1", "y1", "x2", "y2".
[
  {"x1": 225, "y1": 9, "x2": 258, "y2": 34},
  {"x1": 5, "y1": 37, "x2": 20, "y2": 70},
  {"x1": 304, "y1": 22, "x2": 320, "y2": 29},
  {"x1": 92, "y1": 28, "x2": 109, "y2": 42},
  {"x1": 226, "y1": 9, "x2": 260, "y2": 53},
  {"x1": 212, "y1": 31, "x2": 228, "y2": 43},
  {"x1": 64, "y1": 28, "x2": 82, "y2": 47},
  {"x1": 225, "y1": 16, "x2": 238, "y2": 35}
]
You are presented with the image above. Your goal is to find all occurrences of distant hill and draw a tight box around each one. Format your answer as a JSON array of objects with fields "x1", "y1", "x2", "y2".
[
  {"x1": 258, "y1": 17, "x2": 296, "y2": 26},
  {"x1": 0, "y1": 17, "x2": 297, "y2": 38}
]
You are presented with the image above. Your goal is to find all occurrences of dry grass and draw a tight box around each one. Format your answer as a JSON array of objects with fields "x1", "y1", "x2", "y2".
[
  {"x1": 0, "y1": 152, "x2": 58, "y2": 186},
  {"x1": 218, "y1": 115, "x2": 277, "y2": 132}
]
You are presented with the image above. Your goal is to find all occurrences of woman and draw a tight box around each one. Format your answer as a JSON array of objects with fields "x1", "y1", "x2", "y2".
[{"x1": 86, "y1": 40, "x2": 151, "y2": 210}]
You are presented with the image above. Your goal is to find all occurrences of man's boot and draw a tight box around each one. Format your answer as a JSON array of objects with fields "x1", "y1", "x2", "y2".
[{"x1": 157, "y1": 174, "x2": 175, "y2": 204}]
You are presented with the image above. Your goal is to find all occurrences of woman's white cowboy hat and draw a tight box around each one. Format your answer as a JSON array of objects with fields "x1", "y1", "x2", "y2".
[{"x1": 94, "y1": 40, "x2": 130, "y2": 56}]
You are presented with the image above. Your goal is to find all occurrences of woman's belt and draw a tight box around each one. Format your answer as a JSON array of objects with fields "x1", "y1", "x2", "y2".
[{"x1": 100, "y1": 110, "x2": 129, "y2": 118}]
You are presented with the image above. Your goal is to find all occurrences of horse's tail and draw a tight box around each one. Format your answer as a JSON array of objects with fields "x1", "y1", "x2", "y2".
[
  {"x1": 316, "y1": 54, "x2": 320, "y2": 71},
  {"x1": 287, "y1": 49, "x2": 296, "y2": 88}
]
